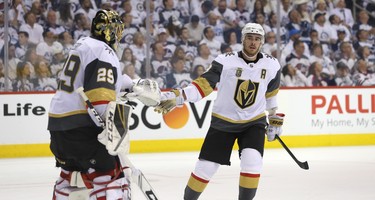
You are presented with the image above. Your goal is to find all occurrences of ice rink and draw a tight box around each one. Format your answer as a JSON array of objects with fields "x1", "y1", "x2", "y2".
[{"x1": 1, "y1": 145, "x2": 375, "y2": 200}]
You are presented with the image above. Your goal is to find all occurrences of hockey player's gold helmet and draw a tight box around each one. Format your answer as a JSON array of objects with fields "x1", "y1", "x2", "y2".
[
  {"x1": 241, "y1": 23, "x2": 265, "y2": 44},
  {"x1": 91, "y1": 9, "x2": 124, "y2": 50}
]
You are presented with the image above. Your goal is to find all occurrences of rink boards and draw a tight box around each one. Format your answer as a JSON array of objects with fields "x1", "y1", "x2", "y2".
[{"x1": 1, "y1": 87, "x2": 375, "y2": 158}]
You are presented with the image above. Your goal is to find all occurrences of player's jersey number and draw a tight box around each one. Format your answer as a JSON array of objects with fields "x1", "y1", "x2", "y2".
[
  {"x1": 58, "y1": 54, "x2": 80, "y2": 93},
  {"x1": 97, "y1": 68, "x2": 114, "y2": 84},
  {"x1": 58, "y1": 55, "x2": 115, "y2": 93}
]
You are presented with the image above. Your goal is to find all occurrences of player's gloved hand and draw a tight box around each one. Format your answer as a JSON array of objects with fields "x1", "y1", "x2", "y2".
[
  {"x1": 267, "y1": 113, "x2": 285, "y2": 142},
  {"x1": 154, "y1": 89, "x2": 185, "y2": 114},
  {"x1": 118, "y1": 79, "x2": 161, "y2": 107}
]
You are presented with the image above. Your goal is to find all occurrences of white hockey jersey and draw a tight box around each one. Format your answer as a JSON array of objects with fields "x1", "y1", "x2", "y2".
[
  {"x1": 48, "y1": 37, "x2": 123, "y2": 131},
  {"x1": 188, "y1": 51, "x2": 281, "y2": 132}
]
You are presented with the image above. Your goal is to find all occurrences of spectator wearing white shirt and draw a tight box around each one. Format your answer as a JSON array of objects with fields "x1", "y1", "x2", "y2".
[
  {"x1": 335, "y1": 61, "x2": 353, "y2": 86},
  {"x1": 352, "y1": 59, "x2": 375, "y2": 86},
  {"x1": 174, "y1": 0, "x2": 191, "y2": 24},
  {"x1": 184, "y1": 15, "x2": 205, "y2": 45},
  {"x1": 156, "y1": 28, "x2": 176, "y2": 59},
  {"x1": 36, "y1": 30, "x2": 63, "y2": 64},
  {"x1": 262, "y1": 32, "x2": 277, "y2": 56},
  {"x1": 213, "y1": 0, "x2": 237, "y2": 30},
  {"x1": 19, "y1": 12, "x2": 44, "y2": 46},
  {"x1": 280, "y1": 0, "x2": 293, "y2": 26},
  {"x1": 15, "y1": 31, "x2": 30, "y2": 61},
  {"x1": 352, "y1": 10, "x2": 372, "y2": 36},
  {"x1": 207, "y1": 12, "x2": 226, "y2": 43},
  {"x1": 117, "y1": 0, "x2": 143, "y2": 26},
  {"x1": 353, "y1": 26, "x2": 373, "y2": 51},
  {"x1": 75, "y1": 0, "x2": 96, "y2": 22},
  {"x1": 282, "y1": 63, "x2": 308, "y2": 87},
  {"x1": 233, "y1": 0, "x2": 250, "y2": 29},
  {"x1": 312, "y1": 0, "x2": 332, "y2": 23},
  {"x1": 0, "y1": 58, "x2": 13, "y2": 91},
  {"x1": 227, "y1": 31, "x2": 242, "y2": 52},
  {"x1": 8, "y1": 0, "x2": 27, "y2": 29},
  {"x1": 254, "y1": 13, "x2": 271, "y2": 34},
  {"x1": 330, "y1": 0, "x2": 354, "y2": 29},
  {"x1": 71, "y1": 13, "x2": 91, "y2": 42},
  {"x1": 158, "y1": 0, "x2": 182, "y2": 27},
  {"x1": 193, "y1": 43, "x2": 215, "y2": 70},
  {"x1": 306, "y1": 61, "x2": 328, "y2": 86},
  {"x1": 328, "y1": 14, "x2": 351, "y2": 42},
  {"x1": 313, "y1": 12, "x2": 337, "y2": 46},
  {"x1": 310, "y1": 43, "x2": 336, "y2": 85},
  {"x1": 334, "y1": 41, "x2": 357, "y2": 69},
  {"x1": 281, "y1": 30, "x2": 310, "y2": 66},
  {"x1": 192, "y1": 0, "x2": 214, "y2": 25},
  {"x1": 45, "y1": 10, "x2": 66, "y2": 36},
  {"x1": 129, "y1": 32, "x2": 147, "y2": 63},
  {"x1": 200, "y1": 26, "x2": 222, "y2": 57},
  {"x1": 285, "y1": 40, "x2": 311, "y2": 76},
  {"x1": 139, "y1": 0, "x2": 160, "y2": 25}
]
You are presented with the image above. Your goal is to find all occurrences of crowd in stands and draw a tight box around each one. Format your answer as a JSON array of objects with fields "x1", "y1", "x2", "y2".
[{"x1": 0, "y1": 0, "x2": 375, "y2": 92}]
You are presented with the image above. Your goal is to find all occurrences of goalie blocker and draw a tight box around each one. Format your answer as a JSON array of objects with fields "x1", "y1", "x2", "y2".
[{"x1": 98, "y1": 101, "x2": 132, "y2": 156}]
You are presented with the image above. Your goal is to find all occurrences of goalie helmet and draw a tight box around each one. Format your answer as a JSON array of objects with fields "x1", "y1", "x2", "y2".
[
  {"x1": 241, "y1": 23, "x2": 265, "y2": 44},
  {"x1": 91, "y1": 9, "x2": 124, "y2": 51}
]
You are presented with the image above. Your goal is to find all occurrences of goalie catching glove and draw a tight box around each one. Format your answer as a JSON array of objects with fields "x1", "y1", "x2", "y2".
[
  {"x1": 154, "y1": 89, "x2": 185, "y2": 114},
  {"x1": 119, "y1": 79, "x2": 161, "y2": 107},
  {"x1": 267, "y1": 113, "x2": 285, "y2": 142}
]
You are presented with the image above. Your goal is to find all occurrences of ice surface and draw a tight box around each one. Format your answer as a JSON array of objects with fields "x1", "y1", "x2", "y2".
[{"x1": 1, "y1": 146, "x2": 374, "y2": 200}]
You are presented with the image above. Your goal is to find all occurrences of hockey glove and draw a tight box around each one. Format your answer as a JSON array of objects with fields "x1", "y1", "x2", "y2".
[
  {"x1": 267, "y1": 113, "x2": 285, "y2": 142},
  {"x1": 154, "y1": 89, "x2": 185, "y2": 114},
  {"x1": 118, "y1": 79, "x2": 161, "y2": 107}
]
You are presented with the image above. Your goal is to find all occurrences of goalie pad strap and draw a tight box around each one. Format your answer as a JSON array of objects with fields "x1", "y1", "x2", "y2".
[
  {"x1": 89, "y1": 185, "x2": 129, "y2": 197},
  {"x1": 58, "y1": 165, "x2": 122, "y2": 189}
]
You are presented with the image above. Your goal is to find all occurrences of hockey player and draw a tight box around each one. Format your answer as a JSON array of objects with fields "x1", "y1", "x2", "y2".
[
  {"x1": 48, "y1": 9, "x2": 160, "y2": 200},
  {"x1": 155, "y1": 23, "x2": 284, "y2": 199}
]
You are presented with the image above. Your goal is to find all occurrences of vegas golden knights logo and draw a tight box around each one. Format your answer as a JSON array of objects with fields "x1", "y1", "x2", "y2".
[{"x1": 234, "y1": 79, "x2": 259, "y2": 109}]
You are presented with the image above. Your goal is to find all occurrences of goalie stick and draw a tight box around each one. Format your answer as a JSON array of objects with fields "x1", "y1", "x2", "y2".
[
  {"x1": 76, "y1": 87, "x2": 159, "y2": 200},
  {"x1": 275, "y1": 135, "x2": 309, "y2": 170}
]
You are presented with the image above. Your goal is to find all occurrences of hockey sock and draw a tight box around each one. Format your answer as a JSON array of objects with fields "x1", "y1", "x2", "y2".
[
  {"x1": 184, "y1": 159, "x2": 219, "y2": 200},
  {"x1": 184, "y1": 173, "x2": 208, "y2": 200},
  {"x1": 238, "y1": 172, "x2": 259, "y2": 200},
  {"x1": 238, "y1": 148, "x2": 263, "y2": 200}
]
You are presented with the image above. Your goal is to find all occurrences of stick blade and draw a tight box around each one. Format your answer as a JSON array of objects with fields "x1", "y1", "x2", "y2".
[{"x1": 299, "y1": 161, "x2": 309, "y2": 170}]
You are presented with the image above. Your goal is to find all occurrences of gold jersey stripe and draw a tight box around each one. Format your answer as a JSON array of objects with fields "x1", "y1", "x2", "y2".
[
  {"x1": 212, "y1": 112, "x2": 266, "y2": 124},
  {"x1": 48, "y1": 110, "x2": 88, "y2": 118},
  {"x1": 187, "y1": 173, "x2": 209, "y2": 192},
  {"x1": 239, "y1": 173, "x2": 260, "y2": 189},
  {"x1": 86, "y1": 88, "x2": 116, "y2": 103},
  {"x1": 192, "y1": 77, "x2": 213, "y2": 97},
  {"x1": 266, "y1": 88, "x2": 279, "y2": 98}
]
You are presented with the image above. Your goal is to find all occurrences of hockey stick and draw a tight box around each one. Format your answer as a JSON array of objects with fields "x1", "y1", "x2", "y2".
[
  {"x1": 275, "y1": 135, "x2": 309, "y2": 170},
  {"x1": 76, "y1": 87, "x2": 159, "y2": 200}
]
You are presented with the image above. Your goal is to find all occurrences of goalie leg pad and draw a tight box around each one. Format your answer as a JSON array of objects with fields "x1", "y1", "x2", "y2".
[
  {"x1": 53, "y1": 169, "x2": 90, "y2": 200},
  {"x1": 87, "y1": 172, "x2": 130, "y2": 200}
]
